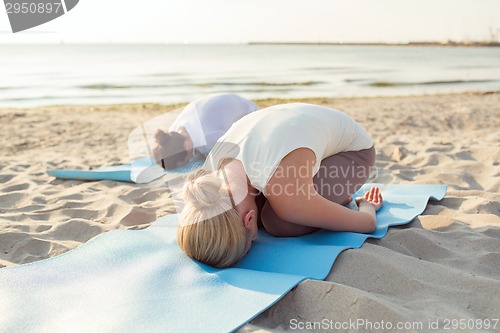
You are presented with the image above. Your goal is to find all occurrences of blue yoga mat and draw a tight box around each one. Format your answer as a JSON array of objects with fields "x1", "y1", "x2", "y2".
[
  {"x1": 0, "y1": 183, "x2": 446, "y2": 333},
  {"x1": 46, "y1": 158, "x2": 203, "y2": 183}
]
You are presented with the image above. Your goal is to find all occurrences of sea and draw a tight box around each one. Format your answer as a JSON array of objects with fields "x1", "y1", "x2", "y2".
[{"x1": 0, "y1": 44, "x2": 499, "y2": 108}]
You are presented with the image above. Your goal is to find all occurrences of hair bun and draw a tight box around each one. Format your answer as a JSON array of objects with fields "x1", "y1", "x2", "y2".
[
  {"x1": 183, "y1": 169, "x2": 224, "y2": 209},
  {"x1": 155, "y1": 129, "x2": 168, "y2": 143}
]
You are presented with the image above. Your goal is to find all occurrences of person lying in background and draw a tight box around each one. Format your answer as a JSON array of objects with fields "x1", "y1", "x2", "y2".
[
  {"x1": 153, "y1": 93, "x2": 258, "y2": 170},
  {"x1": 177, "y1": 102, "x2": 382, "y2": 268}
]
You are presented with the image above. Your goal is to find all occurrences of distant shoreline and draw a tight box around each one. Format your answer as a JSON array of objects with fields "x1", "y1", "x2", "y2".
[
  {"x1": 248, "y1": 41, "x2": 500, "y2": 47},
  {"x1": 1, "y1": 91, "x2": 498, "y2": 111}
]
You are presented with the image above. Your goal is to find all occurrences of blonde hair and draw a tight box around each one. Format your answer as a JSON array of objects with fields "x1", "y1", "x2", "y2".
[{"x1": 177, "y1": 169, "x2": 248, "y2": 268}]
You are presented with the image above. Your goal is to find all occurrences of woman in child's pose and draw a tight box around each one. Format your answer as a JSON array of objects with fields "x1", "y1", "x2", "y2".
[
  {"x1": 153, "y1": 93, "x2": 257, "y2": 170},
  {"x1": 178, "y1": 103, "x2": 382, "y2": 267}
]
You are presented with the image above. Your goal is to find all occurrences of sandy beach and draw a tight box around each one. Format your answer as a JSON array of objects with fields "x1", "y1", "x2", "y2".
[{"x1": 1, "y1": 92, "x2": 499, "y2": 331}]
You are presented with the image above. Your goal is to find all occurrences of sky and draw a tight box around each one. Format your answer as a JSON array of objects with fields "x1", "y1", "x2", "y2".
[{"x1": 0, "y1": 0, "x2": 499, "y2": 44}]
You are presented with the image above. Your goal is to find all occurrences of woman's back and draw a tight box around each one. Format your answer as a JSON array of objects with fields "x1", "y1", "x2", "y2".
[
  {"x1": 169, "y1": 93, "x2": 258, "y2": 154},
  {"x1": 205, "y1": 103, "x2": 373, "y2": 192}
]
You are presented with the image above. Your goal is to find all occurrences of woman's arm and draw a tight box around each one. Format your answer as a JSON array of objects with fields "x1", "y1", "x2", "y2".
[{"x1": 264, "y1": 148, "x2": 380, "y2": 234}]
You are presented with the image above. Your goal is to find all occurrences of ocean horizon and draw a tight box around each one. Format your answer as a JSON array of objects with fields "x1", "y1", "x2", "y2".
[{"x1": 1, "y1": 44, "x2": 499, "y2": 108}]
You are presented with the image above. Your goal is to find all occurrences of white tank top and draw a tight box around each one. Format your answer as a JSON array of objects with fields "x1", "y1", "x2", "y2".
[
  {"x1": 169, "y1": 93, "x2": 258, "y2": 155},
  {"x1": 205, "y1": 103, "x2": 373, "y2": 193}
]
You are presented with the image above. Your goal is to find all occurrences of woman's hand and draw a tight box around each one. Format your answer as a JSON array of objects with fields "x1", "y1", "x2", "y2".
[{"x1": 356, "y1": 186, "x2": 383, "y2": 211}]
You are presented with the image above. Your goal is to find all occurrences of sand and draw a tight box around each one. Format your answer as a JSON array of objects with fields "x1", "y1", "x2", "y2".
[{"x1": 1, "y1": 92, "x2": 499, "y2": 332}]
